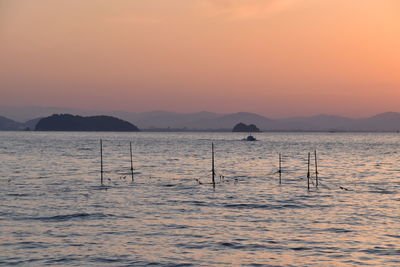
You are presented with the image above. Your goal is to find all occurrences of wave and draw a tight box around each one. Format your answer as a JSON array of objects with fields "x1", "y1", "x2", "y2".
[
  {"x1": 33, "y1": 212, "x2": 113, "y2": 222},
  {"x1": 223, "y1": 203, "x2": 306, "y2": 210}
]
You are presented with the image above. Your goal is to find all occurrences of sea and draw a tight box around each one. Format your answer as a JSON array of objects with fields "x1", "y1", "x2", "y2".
[{"x1": 0, "y1": 131, "x2": 399, "y2": 266}]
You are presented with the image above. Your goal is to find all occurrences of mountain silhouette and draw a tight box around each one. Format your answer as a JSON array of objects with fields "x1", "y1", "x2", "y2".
[
  {"x1": 232, "y1": 123, "x2": 261, "y2": 132},
  {"x1": 0, "y1": 116, "x2": 21, "y2": 130},
  {"x1": 1, "y1": 106, "x2": 400, "y2": 132},
  {"x1": 35, "y1": 114, "x2": 140, "y2": 131}
]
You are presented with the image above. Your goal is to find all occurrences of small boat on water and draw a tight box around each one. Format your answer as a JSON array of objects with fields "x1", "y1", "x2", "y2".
[{"x1": 243, "y1": 135, "x2": 257, "y2": 141}]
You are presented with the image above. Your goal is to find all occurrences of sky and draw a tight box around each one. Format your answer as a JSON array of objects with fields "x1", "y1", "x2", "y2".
[{"x1": 1, "y1": 0, "x2": 399, "y2": 118}]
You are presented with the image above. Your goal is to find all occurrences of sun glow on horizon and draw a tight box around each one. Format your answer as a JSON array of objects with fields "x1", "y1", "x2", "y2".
[{"x1": 1, "y1": 0, "x2": 399, "y2": 117}]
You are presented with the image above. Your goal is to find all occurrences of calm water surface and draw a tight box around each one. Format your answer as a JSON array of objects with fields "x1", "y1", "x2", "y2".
[{"x1": 0, "y1": 132, "x2": 399, "y2": 266}]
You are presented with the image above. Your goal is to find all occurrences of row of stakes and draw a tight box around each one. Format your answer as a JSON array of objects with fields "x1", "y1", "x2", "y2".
[
  {"x1": 99, "y1": 139, "x2": 319, "y2": 190},
  {"x1": 100, "y1": 139, "x2": 134, "y2": 186},
  {"x1": 278, "y1": 150, "x2": 318, "y2": 190}
]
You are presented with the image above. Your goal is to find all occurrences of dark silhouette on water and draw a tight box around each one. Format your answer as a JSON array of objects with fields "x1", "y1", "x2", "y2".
[
  {"x1": 100, "y1": 139, "x2": 104, "y2": 186},
  {"x1": 130, "y1": 142, "x2": 134, "y2": 182},
  {"x1": 245, "y1": 135, "x2": 257, "y2": 141},
  {"x1": 35, "y1": 114, "x2": 140, "y2": 131},
  {"x1": 279, "y1": 153, "x2": 282, "y2": 184},
  {"x1": 211, "y1": 142, "x2": 216, "y2": 188},
  {"x1": 315, "y1": 150, "x2": 319, "y2": 187},
  {"x1": 307, "y1": 152, "x2": 311, "y2": 191},
  {"x1": 232, "y1": 123, "x2": 259, "y2": 141},
  {"x1": 232, "y1": 122, "x2": 260, "y2": 133}
]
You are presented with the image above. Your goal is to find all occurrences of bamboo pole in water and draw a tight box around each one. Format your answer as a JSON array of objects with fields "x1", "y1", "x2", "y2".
[
  {"x1": 307, "y1": 152, "x2": 310, "y2": 191},
  {"x1": 100, "y1": 139, "x2": 104, "y2": 186},
  {"x1": 315, "y1": 150, "x2": 318, "y2": 187},
  {"x1": 130, "y1": 142, "x2": 134, "y2": 182},
  {"x1": 279, "y1": 153, "x2": 282, "y2": 184},
  {"x1": 212, "y1": 142, "x2": 215, "y2": 188}
]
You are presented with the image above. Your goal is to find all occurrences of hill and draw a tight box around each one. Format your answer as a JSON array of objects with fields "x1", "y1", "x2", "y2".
[
  {"x1": 35, "y1": 114, "x2": 140, "y2": 132},
  {"x1": 0, "y1": 116, "x2": 21, "y2": 130},
  {"x1": 2, "y1": 106, "x2": 400, "y2": 132},
  {"x1": 232, "y1": 123, "x2": 261, "y2": 132},
  {"x1": 22, "y1": 118, "x2": 43, "y2": 131}
]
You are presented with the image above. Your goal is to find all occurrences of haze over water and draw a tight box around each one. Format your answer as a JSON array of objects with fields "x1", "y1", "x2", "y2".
[{"x1": 1, "y1": 131, "x2": 399, "y2": 266}]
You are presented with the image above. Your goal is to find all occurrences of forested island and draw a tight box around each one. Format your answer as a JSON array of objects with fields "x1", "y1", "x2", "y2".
[
  {"x1": 232, "y1": 123, "x2": 260, "y2": 132},
  {"x1": 35, "y1": 114, "x2": 140, "y2": 131}
]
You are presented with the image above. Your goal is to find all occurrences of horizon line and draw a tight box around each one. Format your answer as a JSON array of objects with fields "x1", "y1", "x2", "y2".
[{"x1": 1, "y1": 105, "x2": 400, "y2": 122}]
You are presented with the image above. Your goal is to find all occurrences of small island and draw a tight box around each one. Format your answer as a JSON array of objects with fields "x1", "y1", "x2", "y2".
[
  {"x1": 232, "y1": 122, "x2": 260, "y2": 133},
  {"x1": 35, "y1": 114, "x2": 140, "y2": 132}
]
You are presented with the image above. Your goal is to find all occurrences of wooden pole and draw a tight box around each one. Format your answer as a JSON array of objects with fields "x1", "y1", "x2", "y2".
[
  {"x1": 130, "y1": 142, "x2": 134, "y2": 182},
  {"x1": 212, "y1": 142, "x2": 215, "y2": 188},
  {"x1": 314, "y1": 150, "x2": 318, "y2": 187},
  {"x1": 100, "y1": 139, "x2": 104, "y2": 186},
  {"x1": 307, "y1": 152, "x2": 310, "y2": 191},
  {"x1": 279, "y1": 153, "x2": 282, "y2": 184}
]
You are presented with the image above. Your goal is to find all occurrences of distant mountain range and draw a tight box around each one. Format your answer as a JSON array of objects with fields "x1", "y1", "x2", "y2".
[
  {"x1": 0, "y1": 116, "x2": 40, "y2": 131},
  {"x1": 0, "y1": 106, "x2": 399, "y2": 132}
]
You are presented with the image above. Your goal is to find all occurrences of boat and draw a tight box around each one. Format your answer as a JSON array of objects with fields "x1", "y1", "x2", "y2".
[{"x1": 243, "y1": 135, "x2": 256, "y2": 141}]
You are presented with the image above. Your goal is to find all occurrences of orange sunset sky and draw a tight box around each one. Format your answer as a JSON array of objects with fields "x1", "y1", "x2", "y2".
[{"x1": 1, "y1": 0, "x2": 399, "y2": 118}]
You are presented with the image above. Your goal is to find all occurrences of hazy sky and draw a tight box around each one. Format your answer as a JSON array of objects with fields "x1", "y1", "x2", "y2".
[{"x1": 1, "y1": 0, "x2": 399, "y2": 117}]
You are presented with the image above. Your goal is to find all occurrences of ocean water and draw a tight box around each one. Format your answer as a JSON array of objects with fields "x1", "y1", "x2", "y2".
[{"x1": 0, "y1": 131, "x2": 399, "y2": 266}]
